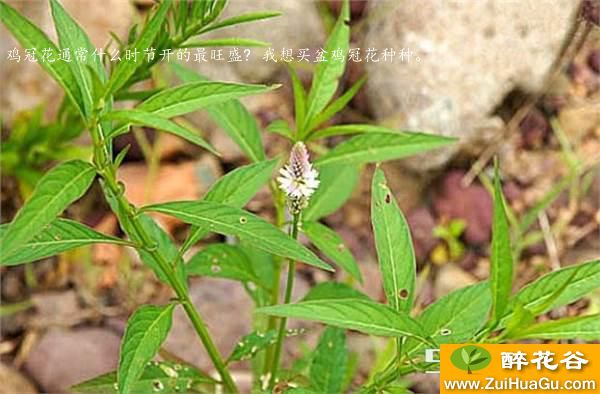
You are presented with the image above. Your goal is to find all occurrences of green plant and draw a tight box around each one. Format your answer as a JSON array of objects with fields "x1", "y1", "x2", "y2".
[{"x1": 1, "y1": 1, "x2": 598, "y2": 394}]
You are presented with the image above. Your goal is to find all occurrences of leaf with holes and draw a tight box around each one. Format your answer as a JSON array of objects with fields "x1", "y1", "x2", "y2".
[
  {"x1": 117, "y1": 304, "x2": 175, "y2": 394},
  {"x1": 179, "y1": 159, "x2": 278, "y2": 254},
  {"x1": 71, "y1": 360, "x2": 214, "y2": 393},
  {"x1": 228, "y1": 330, "x2": 277, "y2": 363},
  {"x1": 371, "y1": 168, "x2": 415, "y2": 313},
  {"x1": 257, "y1": 299, "x2": 426, "y2": 339},
  {"x1": 1, "y1": 160, "x2": 95, "y2": 260},
  {"x1": 302, "y1": 221, "x2": 362, "y2": 283},
  {"x1": 1, "y1": 219, "x2": 130, "y2": 266},
  {"x1": 144, "y1": 201, "x2": 332, "y2": 271}
]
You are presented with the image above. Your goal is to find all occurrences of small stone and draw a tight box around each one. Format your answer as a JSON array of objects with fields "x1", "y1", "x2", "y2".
[{"x1": 24, "y1": 327, "x2": 121, "y2": 393}]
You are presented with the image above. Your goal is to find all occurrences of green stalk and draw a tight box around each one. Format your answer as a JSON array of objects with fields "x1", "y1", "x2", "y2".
[
  {"x1": 91, "y1": 123, "x2": 238, "y2": 393},
  {"x1": 269, "y1": 212, "x2": 300, "y2": 387}
]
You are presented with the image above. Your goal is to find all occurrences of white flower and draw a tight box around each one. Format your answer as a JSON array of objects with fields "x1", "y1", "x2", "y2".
[{"x1": 277, "y1": 142, "x2": 319, "y2": 212}]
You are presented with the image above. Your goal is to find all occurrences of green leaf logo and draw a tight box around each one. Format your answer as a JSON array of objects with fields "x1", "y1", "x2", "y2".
[{"x1": 450, "y1": 345, "x2": 492, "y2": 374}]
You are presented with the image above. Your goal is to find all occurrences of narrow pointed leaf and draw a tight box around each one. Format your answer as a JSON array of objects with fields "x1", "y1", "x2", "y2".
[
  {"x1": 180, "y1": 159, "x2": 277, "y2": 253},
  {"x1": 302, "y1": 221, "x2": 362, "y2": 283},
  {"x1": 103, "y1": 110, "x2": 217, "y2": 154},
  {"x1": 1, "y1": 160, "x2": 95, "y2": 259},
  {"x1": 371, "y1": 168, "x2": 415, "y2": 313},
  {"x1": 1, "y1": 219, "x2": 129, "y2": 266},
  {"x1": 50, "y1": 0, "x2": 104, "y2": 118},
  {"x1": 137, "y1": 81, "x2": 276, "y2": 118},
  {"x1": 511, "y1": 314, "x2": 600, "y2": 340},
  {"x1": 228, "y1": 330, "x2": 277, "y2": 363},
  {"x1": 310, "y1": 327, "x2": 348, "y2": 394},
  {"x1": 302, "y1": 282, "x2": 370, "y2": 302},
  {"x1": 118, "y1": 304, "x2": 175, "y2": 394},
  {"x1": 304, "y1": 163, "x2": 359, "y2": 220},
  {"x1": 171, "y1": 64, "x2": 266, "y2": 162},
  {"x1": 198, "y1": 11, "x2": 281, "y2": 34},
  {"x1": 308, "y1": 124, "x2": 399, "y2": 141},
  {"x1": 0, "y1": 1, "x2": 84, "y2": 115},
  {"x1": 503, "y1": 260, "x2": 600, "y2": 322},
  {"x1": 106, "y1": 0, "x2": 171, "y2": 94},
  {"x1": 144, "y1": 201, "x2": 332, "y2": 271},
  {"x1": 72, "y1": 361, "x2": 214, "y2": 394},
  {"x1": 181, "y1": 37, "x2": 270, "y2": 48},
  {"x1": 257, "y1": 299, "x2": 426, "y2": 339},
  {"x1": 266, "y1": 120, "x2": 294, "y2": 139},
  {"x1": 490, "y1": 163, "x2": 514, "y2": 322},
  {"x1": 315, "y1": 133, "x2": 456, "y2": 166},
  {"x1": 303, "y1": 0, "x2": 350, "y2": 131},
  {"x1": 288, "y1": 65, "x2": 306, "y2": 134},
  {"x1": 306, "y1": 76, "x2": 366, "y2": 134}
]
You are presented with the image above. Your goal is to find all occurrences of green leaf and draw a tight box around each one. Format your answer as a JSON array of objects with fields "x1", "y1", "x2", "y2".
[
  {"x1": 198, "y1": 11, "x2": 281, "y2": 34},
  {"x1": 118, "y1": 304, "x2": 175, "y2": 394},
  {"x1": 257, "y1": 299, "x2": 426, "y2": 339},
  {"x1": 170, "y1": 64, "x2": 266, "y2": 162},
  {"x1": 489, "y1": 162, "x2": 514, "y2": 323},
  {"x1": 143, "y1": 201, "x2": 332, "y2": 271},
  {"x1": 308, "y1": 124, "x2": 398, "y2": 141},
  {"x1": 227, "y1": 330, "x2": 277, "y2": 363},
  {"x1": 510, "y1": 314, "x2": 600, "y2": 341},
  {"x1": 106, "y1": 0, "x2": 171, "y2": 95},
  {"x1": 186, "y1": 243, "x2": 265, "y2": 286},
  {"x1": 306, "y1": 76, "x2": 367, "y2": 134},
  {"x1": 518, "y1": 176, "x2": 571, "y2": 236},
  {"x1": 266, "y1": 120, "x2": 294, "y2": 140},
  {"x1": 0, "y1": 1, "x2": 85, "y2": 116},
  {"x1": 288, "y1": 65, "x2": 306, "y2": 134},
  {"x1": 0, "y1": 219, "x2": 129, "y2": 266},
  {"x1": 72, "y1": 360, "x2": 213, "y2": 394},
  {"x1": 315, "y1": 133, "x2": 456, "y2": 166},
  {"x1": 304, "y1": 163, "x2": 359, "y2": 220},
  {"x1": 302, "y1": 0, "x2": 350, "y2": 133},
  {"x1": 461, "y1": 348, "x2": 470, "y2": 365},
  {"x1": 371, "y1": 168, "x2": 415, "y2": 313},
  {"x1": 137, "y1": 81, "x2": 276, "y2": 118},
  {"x1": 181, "y1": 37, "x2": 270, "y2": 48},
  {"x1": 302, "y1": 282, "x2": 371, "y2": 302},
  {"x1": 103, "y1": 110, "x2": 217, "y2": 154},
  {"x1": 302, "y1": 221, "x2": 362, "y2": 283},
  {"x1": 310, "y1": 327, "x2": 348, "y2": 394},
  {"x1": 180, "y1": 159, "x2": 278, "y2": 253},
  {"x1": 1, "y1": 160, "x2": 95, "y2": 259},
  {"x1": 503, "y1": 260, "x2": 600, "y2": 322},
  {"x1": 405, "y1": 283, "x2": 491, "y2": 355},
  {"x1": 50, "y1": 0, "x2": 105, "y2": 118}
]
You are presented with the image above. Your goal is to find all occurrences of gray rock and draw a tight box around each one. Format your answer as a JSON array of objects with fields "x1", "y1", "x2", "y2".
[
  {"x1": 24, "y1": 327, "x2": 121, "y2": 393},
  {"x1": 363, "y1": 0, "x2": 579, "y2": 170},
  {"x1": 199, "y1": 0, "x2": 325, "y2": 82}
]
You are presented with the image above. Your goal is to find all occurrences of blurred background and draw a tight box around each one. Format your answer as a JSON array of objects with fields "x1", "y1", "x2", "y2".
[{"x1": 1, "y1": 1, "x2": 599, "y2": 393}]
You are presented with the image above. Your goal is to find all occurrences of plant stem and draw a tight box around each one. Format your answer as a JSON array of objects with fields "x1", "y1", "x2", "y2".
[
  {"x1": 269, "y1": 212, "x2": 300, "y2": 387},
  {"x1": 91, "y1": 123, "x2": 238, "y2": 393}
]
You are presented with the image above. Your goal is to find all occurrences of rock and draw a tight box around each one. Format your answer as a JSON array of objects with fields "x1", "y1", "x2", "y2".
[
  {"x1": 432, "y1": 170, "x2": 493, "y2": 246},
  {"x1": 30, "y1": 290, "x2": 82, "y2": 327},
  {"x1": 434, "y1": 263, "x2": 476, "y2": 298},
  {"x1": 201, "y1": 0, "x2": 325, "y2": 82},
  {"x1": 363, "y1": 1, "x2": 579, "y2": 170},
  {"x1": 0, "y1": 0, "x2": 134, "y2": 120},
  {"x1": 24, "y1": 327, "x2": 121, "y2": 393},
  {"x1": 0, "y1": 363, "x2": 37, "y2": 394}
]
